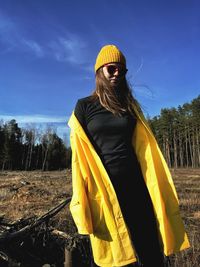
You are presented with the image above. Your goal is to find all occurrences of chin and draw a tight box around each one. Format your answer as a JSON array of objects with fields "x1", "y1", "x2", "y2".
[{"x1": 110, "y1": 81, "x2": 122, "y2": 87}]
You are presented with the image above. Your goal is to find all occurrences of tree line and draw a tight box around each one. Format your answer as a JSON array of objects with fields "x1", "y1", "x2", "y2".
[
  {"x1": 0, "y1": 119, "x2": 71, "y2": 171},
  {"x1": 0, "y1": 95, "x2": 199, "y2": 171},
  {"x1": 148, "y1": 95, "x2": 200, "y2": 168}
]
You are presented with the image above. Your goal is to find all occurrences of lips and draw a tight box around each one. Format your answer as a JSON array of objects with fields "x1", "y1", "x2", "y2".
[{"x1": 110, "y1": 78, "x2": 120, "y2": 82}]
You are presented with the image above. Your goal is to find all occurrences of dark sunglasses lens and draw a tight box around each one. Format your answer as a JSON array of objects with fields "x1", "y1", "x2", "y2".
[
  {"x1": 107, "y1": 65, "x2": 116, "y2": 75},
  {"x1": 106, "y1": 65, "x2": 127, "y2": 76}
]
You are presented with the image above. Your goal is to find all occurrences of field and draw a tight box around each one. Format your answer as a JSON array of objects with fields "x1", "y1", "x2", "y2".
[{"x1": 0, "y1": 168, "x2": 199, "y2": 266}]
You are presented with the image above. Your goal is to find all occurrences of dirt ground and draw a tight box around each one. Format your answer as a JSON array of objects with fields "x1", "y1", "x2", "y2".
[
  {"x1": 0, "y1": 168, "x2": 199, "y2": 266},
  {"x1": 0, "y1": 169, "x2": 76, "y2": 234}
]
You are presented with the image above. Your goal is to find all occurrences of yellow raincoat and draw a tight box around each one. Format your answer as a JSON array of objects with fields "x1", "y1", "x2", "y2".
[{"x1": 68, "y1": 107, "x2": 190, "y2": 267}]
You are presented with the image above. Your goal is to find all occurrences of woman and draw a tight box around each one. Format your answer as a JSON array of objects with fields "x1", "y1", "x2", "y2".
[{"x1": 68, "y1": 44, "x2": 190, "y2": 267}]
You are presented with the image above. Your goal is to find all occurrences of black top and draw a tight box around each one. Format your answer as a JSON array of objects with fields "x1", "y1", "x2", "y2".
[{"x1": 74, "y1": 96, "x2": 138, "y2": 177}]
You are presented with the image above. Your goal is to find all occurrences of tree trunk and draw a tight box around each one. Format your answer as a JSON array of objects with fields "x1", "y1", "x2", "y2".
[
  {"x1": 188, "y1": 127, "x2": 194, "y2": 167},
  {"x1": 197, "y1": 127, "x2": 200, "y2": 167},
  {"x1": 185, "y1": 125, "x2": 189, "y2": 167},
  {"x1": 28, "y1": 143, "x2": 33, "y2": 170},
  {"x1": 42, "y1": 147, "x2": 48, "y2": 171},
  {"x1": 173, "y1": 129, "x2": 178, "y2": 168},
  {"x1": 179, "y1": 131, "x2": 183, "y2": 167},
  {"x1": 166, "y1": 136, "x2": 171, "y2": 167}
]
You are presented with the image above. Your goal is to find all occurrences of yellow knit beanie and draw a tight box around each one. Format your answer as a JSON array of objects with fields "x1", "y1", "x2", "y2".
[{"x1": 94, "y1": 44, "x2": 126, "y2": 72}]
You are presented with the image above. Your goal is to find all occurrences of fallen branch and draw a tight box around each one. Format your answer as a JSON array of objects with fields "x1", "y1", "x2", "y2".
[{"x1": 0, "y1": 197, "x2": 71, "y2": 244}]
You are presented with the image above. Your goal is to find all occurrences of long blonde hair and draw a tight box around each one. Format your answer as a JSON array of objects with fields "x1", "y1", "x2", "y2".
[{"x1": 91, "y1": 68, "x2": 141, "y2": 117}]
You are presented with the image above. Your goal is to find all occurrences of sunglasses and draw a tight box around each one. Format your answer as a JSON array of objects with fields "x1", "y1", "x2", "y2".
[{"x1": 104, "y1": 64, "x2": 128, "y2": 76}]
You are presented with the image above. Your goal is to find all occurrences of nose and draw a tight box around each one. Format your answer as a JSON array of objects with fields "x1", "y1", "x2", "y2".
[{"x1": 113, "y1": 69, "x2": 119, "y2": 76}]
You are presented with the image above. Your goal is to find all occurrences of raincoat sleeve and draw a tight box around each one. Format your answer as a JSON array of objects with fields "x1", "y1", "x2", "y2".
[{"x1": 69, "y1": 129, "x2": 93, "y2": 235}]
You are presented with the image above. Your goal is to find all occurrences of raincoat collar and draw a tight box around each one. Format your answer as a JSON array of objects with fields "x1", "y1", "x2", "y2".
[{"x1": 68, "y1": 111, "x2": 90, "y2": 144}]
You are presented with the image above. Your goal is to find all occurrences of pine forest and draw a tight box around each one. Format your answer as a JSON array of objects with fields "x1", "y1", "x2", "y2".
[{"x1": 0, "y1": 95, "x2": 199, "y2": 171}]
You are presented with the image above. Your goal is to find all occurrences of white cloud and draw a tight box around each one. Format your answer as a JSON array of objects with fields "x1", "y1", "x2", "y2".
[
  {"x1": 0, "y1": 13, "x2": 44, "y2": 58},
  {"x1": 0, "y1": 13, "x2": 89, "y2": 67},
  {"x1": 21, "y1": 39, "x2": 44, "y2": 58},
  {"x1": 0, "y1": 114, "x2": 68, "y2": 123},
  {"x1": 49, "y1": 34, "x2": 88, "y2": 64}
]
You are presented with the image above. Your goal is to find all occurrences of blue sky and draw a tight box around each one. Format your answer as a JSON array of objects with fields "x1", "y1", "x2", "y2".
[{"x1": 0, "y1": 0, "x2": 200, "y2": 145}]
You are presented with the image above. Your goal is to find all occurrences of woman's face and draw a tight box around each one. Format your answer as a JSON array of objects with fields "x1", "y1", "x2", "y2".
[{"x1": 102, "y1": 63, "x2": 127, "y2": 87}]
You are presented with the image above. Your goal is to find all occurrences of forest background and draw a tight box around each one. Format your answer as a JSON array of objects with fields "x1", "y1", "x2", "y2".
[{"x1": 0, "y1": 95, "x2": 199, "y2": 171}]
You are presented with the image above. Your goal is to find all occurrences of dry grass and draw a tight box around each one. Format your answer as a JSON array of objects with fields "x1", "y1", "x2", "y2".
[
  {"x1": 0, "y1": 168, "x2": 199, "y2": 266},
  {"x1": 169, "y1": 168, "x2": 200, "y2": 267},
  {"x1": 0, "y1": 169, "x2": 76, "y2": 234}
]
